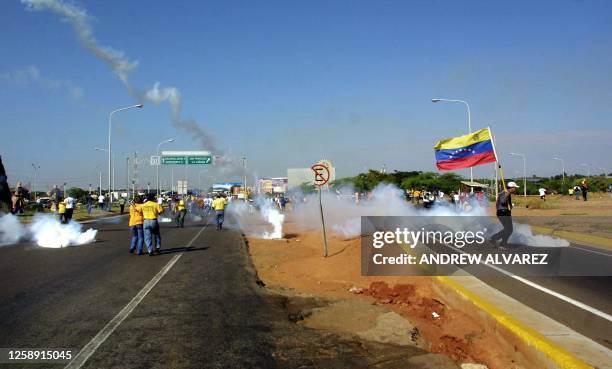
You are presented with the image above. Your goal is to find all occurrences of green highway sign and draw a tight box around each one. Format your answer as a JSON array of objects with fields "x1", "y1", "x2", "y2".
[
  {"x1": 161, "y1": 156, "x2": 187, "y2": 165},
  {"x1": 188, "y1": 155, "x2": 212, "y2": 164},
  {"x1": 161, "y1": 155, "x2": 212, "y2": 165}
]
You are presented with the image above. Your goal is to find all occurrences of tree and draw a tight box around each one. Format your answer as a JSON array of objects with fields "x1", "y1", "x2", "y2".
[{"x1": 67, "y1": 187, "x2": 88, "y2": 202}]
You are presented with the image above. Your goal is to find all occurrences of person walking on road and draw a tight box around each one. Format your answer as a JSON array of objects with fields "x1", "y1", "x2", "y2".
[
  {"x1": 212, "y1": 194, "x2": 228, "y2": 230},
  {"x1": 128, "y1": 196, "x2": 144, "y2": 255},
  {"x1": 490, "y1": 182, "x2": 519, "y2": 248},
  {"x1": 98, "y1": 194, "x2": 105, "y2": 210},
  {"x1": 118, "y1": 196, "x2": 127, "y2": 215},
  {"x1": 86, "y1": 194, "x2": 93, "y2": 215},
  {"x1": 141, "y1": 193, "x2": 164, "y2": 256},
  {"x1": 58, "y1": 197, "x2": 67, "y2": 224},
  {"x1": 176, "y1": 196, "x2": 187, "y2": 228},
  {"x1": 580, "y1": 179, "x2": 588, "y2": 201},
  {"x1": 63, "y1": 195, "x2": 76, "y2": 222}
]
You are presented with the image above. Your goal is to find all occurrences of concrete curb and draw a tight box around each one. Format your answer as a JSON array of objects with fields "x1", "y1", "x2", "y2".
[{"x1": 434, "y1": 276, "x2": 594, "y2": 369}]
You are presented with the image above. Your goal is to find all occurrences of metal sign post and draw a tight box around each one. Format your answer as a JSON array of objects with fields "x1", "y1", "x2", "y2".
[{"x1": 311, "y1": 162, "x2": 331, "y2": 257}]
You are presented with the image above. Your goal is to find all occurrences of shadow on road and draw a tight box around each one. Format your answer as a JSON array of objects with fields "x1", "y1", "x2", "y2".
[{"x1": 158, "y1": 246, "x2": 209, "y2": 255}]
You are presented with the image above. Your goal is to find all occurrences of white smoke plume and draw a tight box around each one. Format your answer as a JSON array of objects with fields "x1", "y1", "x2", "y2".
[
  {"x1": 0, "y1": 213, "x2": 97, "y2": 248},
  {"x1": 228, "y1": 198, "x2": 285, "y2": 239},
  {"x1": 30, "y1": 215, "x2": 98, "y2": 248},
  {"x1": 230, "y1": 183, "x2": 569, "y2": 247},
  {"x1": 22, "y1": 0, "x2": 232, "y2": 168},
  {"x1": 0, "y1": 214, "x2": 26, "y2": 246},
  {"x1": 260, "y1": 201, "x2": 285, "y2": 239}
]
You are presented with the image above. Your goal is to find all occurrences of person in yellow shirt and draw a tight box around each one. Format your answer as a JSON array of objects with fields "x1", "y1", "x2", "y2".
[
  {"x1": 141, "y1": 193, "x2": 164, "y2": 255},
  {"x1": 57, "y1": 199, "x2": 67, "y2": 224},
  {"x1": 212, "y1": 194, "x2": 228, "y2": 230},
  {"x1": 176, "y1": 197, "x2": 187, "y2": 228},
  {"x1": 128, "y1": 196, "x2": 144, "y2": 255}
]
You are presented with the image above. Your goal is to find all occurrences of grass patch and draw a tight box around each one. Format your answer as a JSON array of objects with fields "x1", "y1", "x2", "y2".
[{"x1": 520, "y1": 198, "x2": 558, "y2": 210}]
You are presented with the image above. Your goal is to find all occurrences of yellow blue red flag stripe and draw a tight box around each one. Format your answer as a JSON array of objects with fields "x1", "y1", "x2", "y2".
[{"x1": 434, "y1": 128, "x2": 497, "y2": 170}]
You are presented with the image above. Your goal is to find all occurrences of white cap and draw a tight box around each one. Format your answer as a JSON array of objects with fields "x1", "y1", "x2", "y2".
[{"x1": 507, "y1": 181, "x2": 519, "y2": 188}]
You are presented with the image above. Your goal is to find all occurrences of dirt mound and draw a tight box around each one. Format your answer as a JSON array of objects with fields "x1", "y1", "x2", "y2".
[{"x1": 247, "y1": 221, "x2": 543, "y2": 369}]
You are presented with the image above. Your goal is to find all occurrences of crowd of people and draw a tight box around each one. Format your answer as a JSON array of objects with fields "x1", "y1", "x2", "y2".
[{"x1": 126, "y1": 192, "x2": 231, "y2": 256}]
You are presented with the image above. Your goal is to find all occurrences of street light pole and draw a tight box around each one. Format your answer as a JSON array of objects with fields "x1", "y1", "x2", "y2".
[
  {"x1": 126, "y1": 156, "x2": 130, "y2": 201},
  {"x1": 432, "y1": 98, "x2": 473, "y2": 182},
  {"x1": 108, "y1": 103, "x2": 143, "y2": 204},
  {"x1": 242, "y1": 156, "x2": 247, "y2": 196},
  {"x1": 156, "y1": 138, "x2": 175, "y2": 195},
  {"x1": 31, "y1": 164, "x2": 40, "y2": 201},
  {"x1": 553, "y1": 157, "x2": 565, "y2": 182},
  {"x1": 509, "y1": 152, "x2": 527, "y2": 197}
]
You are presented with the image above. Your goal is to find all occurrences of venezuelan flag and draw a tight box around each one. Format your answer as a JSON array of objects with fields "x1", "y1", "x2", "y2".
[{"x1": 434, "y1": 127, "x2": 497, "y2": 170}]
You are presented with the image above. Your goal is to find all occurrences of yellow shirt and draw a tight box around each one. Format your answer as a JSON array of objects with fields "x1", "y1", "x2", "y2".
[
  {"x1": 58, "y1": 202, "x2": 66, "y2": 214},
  {"x1": 141, "y1": 201, "x2": 163, "y2": 220},
  {"x1": 212, "y1": 198, "x2": 228, "y2": 211},
  {"x1": 177, "y1": 200, "x2": 186, "y2": 211},
  {"x1": 128, "y1": 204, "x2": 144, "y2": 226}
]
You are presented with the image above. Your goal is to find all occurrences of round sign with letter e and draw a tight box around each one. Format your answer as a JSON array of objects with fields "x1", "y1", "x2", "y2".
[{"x1": 311, "y1": 163, "x2": 330, "y2": 187}]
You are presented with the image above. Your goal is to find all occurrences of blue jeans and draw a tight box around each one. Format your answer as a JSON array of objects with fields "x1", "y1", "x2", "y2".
[
  {"x1": 143, "y1": 219, "x2": 161, "y2": 253},
  {"x1": 130, "y1": 224, "x2": 144, "y2": 254},
  {"x1": 216, "y1": 210, "x2": 224, "y2": 230}
]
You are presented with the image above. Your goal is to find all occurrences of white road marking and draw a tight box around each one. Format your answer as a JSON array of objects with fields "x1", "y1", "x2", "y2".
[
  {"x1": 570, "y1": 245, "x2": 611, "y2": 257},
  {"x1": 65, "y1": 220, "x2": 209, "y2": 369},
  {"x1": 442, "y1": 244, "x2": 612, "y2": 323}
]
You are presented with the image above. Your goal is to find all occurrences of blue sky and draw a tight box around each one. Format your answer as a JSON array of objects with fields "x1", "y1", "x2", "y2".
[{"x1": 1, "y1": 0, "x2": 611, "y2": 190}]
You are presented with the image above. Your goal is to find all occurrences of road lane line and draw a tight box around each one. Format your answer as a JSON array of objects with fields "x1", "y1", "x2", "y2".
[
  {"x1": 65, "y1": 221, "x2": 209, "y2": 369},
  {"x1": 438, "y1": 244, "x2": 612, "y2": 323}
]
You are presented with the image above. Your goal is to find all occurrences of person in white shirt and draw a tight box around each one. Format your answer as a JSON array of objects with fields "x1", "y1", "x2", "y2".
[
  {"x1": 98, "y1": 194, "x2": 105, "y2": 209},
  {"x1": 64, "y1": 196, "x2": 76, "y2": 221},
  {"x1": 538, "y1": 188, "x2": 546, "y2": 201}
]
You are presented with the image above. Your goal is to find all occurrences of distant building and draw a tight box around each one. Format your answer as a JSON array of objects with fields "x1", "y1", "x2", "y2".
[{"x1": 257, "y1": 177, "x2": 287, "y2": 194}]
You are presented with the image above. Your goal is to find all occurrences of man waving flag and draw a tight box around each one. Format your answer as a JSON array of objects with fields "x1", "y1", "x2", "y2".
[{"x1": 434, "y1": 127, "x2": 498, "y2": 170}]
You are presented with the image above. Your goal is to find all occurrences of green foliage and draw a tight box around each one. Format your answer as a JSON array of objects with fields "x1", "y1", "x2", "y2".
[
  {"x1": 400, "y1": 172, "x2": 463, "y2": 193},
  {"x1": 332, "y1": 170, "x2": 462, "y2": 193},
  {"x1": 67, "y1": 187, "x2": 88, "y2": 202}
]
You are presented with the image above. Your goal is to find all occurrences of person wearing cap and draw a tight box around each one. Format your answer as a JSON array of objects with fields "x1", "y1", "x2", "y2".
[{"x1": 490, "y1": 181, "x2": 519, "y2": 247}]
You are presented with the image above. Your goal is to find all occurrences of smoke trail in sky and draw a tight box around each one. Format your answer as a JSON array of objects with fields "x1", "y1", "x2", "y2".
[
  {"x1": 22, "y1": 0, "x2": 137, "y2": 89},
  {"x1": 22, "y1": 0, "x2": 225, "y2": 161}
]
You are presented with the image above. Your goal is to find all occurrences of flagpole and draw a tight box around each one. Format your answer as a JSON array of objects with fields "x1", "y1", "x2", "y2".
[{"x1": 488, "y1": 127, "x2": 504, "y2": 198}]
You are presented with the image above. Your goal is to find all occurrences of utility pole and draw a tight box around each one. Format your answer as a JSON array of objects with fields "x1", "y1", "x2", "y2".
[
  {"x1": 242, "y1": 156, "x2": 247, "y2": 197},
  {"x1": 126, "y1": 156, "x2": 130, "y2": 201},
  {"x1": 31, "y1": 164, "x2": 40, "y2": 201}
]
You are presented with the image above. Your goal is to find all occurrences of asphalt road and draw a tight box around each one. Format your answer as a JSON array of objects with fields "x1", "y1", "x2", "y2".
[{"x1": 0, "y1": 214, "x2": 433, "y2": 369}]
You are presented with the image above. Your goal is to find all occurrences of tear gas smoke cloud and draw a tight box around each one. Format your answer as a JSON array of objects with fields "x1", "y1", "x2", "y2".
[
  {"x1": 0, "y1": 214, "x2": 26, "y2": 246},
  {"x1": 228, "y1": 199, "x2": 285, "y2": 239},
  {"x1": 30, "y1": 215, "x2": 98, "y2": 248},
  {"x1": 0, "y1": 214, "x2": 97, "y2": 248},
  {"x1": 22, "y1": 0, "x2": 241, "y2": 174},
  {"x1": 230, "y1": 183, "x2": 569, "y2": 247}
]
